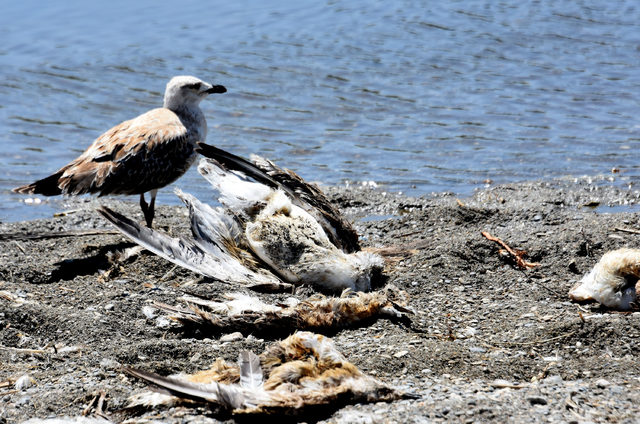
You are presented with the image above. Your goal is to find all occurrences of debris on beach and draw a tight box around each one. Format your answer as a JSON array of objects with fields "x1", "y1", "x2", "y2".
[
  {"x1": 481, "y1": 231, "x2": 539, "y2": 269},
  {"x1": 152, "y1": 285, "x2": 412, "y2": 336},
  {"x1": 569, "y1": 248, "x2": 639, "y2": 310},
  {"x1": 125, "y1": 331, "x2": 410, "y2": 417}
]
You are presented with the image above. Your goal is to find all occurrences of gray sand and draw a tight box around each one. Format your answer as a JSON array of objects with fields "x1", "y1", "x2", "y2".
[{"x1": 1, "y1": 175, "x2": 639, "y2": 423}]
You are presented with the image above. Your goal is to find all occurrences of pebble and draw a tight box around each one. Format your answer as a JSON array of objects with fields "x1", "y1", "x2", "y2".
[
  {"x1": 99, "y1": 358, "x2": 120, "y2": 370},
  {"x1": 155, "y1": 317, "x2": 171, "y2": 328},
  {"x1": 104, "y1": 303, "x2": 115, "y2": 311},
  {"x1": 394, "y1": 350, "x2": 409, "y2": 358},
  {"x1": 15, "y1": 375, "x2": 35, "y2": 390},
  {"x1": 542, "y1": 375, "x2": 563, "y2": 385},
  {"x1": 15, "y1": 395, "x2": 31, "y2": 406},
  {"x1": 527, "y1": 396, "x2": 548, "y2": 406},
  {"x1": 141, "y1": 305, "x2": 156, "y2": 319},
  {"x1": 58, "y1": 345, "x2": 81, "y2": 355},
  {"x1": 220, "y1": 332, "x2": 244, "y2": 342},
  {"x1": 595, "y1": 378, "x2": 610, "y2": 388}
]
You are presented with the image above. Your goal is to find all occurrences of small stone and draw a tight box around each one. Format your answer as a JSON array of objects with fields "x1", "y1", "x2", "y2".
[
  {"x1": 527, "y1": 396, "x2": 548, "y2": 406},
  {"x1": 394, "y1": 350, "x2": 409, "y2": 358},
  {"x1": 57, "y1": 345, "x2": 81, "y2": 355},
  {"x1": 542, "y1": 375, "x2": 563, "y2": 385},
  {"x1": 104, "y1": 303, "x2": 115, "y2": 311},
  {"x1": 595, "y1": 378, "x2": 610, "y2": 388},
  {"x1": 155, "y1": 317, "x2": 171, "y2": 328},
  {"x1": 15, "y1": 395, "x2": 31, "y2": 406},
  {"x1": 14, "y1": 375, "x2": 35, "y2": 391},
  {"x1": 220, "y1": 332, "x2": 243, "y2": 342},
  {"x1": 141, "y1": 305, "x2": 156, "y2": 319},
  {"x1": 99, "y1": 358, "x2": 120, "y2": 370}
]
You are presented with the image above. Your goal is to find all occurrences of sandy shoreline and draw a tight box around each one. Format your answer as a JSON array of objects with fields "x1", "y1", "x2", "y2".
[{"x1": 1, "y1": 175, "x2": 640, "y2": 423}]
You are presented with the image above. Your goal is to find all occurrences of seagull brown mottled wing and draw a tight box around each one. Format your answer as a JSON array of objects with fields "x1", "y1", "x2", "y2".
[{"x1": 58, "y1": 109, "x2": 192, "y2": 196}]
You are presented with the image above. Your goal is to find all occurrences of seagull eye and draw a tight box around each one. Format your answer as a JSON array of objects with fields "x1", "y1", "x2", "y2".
[{"x1": 185, "y1": 83, "x2": 202, "y2": 91}]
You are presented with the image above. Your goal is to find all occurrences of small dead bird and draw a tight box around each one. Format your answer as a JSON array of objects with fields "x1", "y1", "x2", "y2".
[
  {"x1": 569, "y1": 248, "x2": 639, "y2": 310},
  {"x1": 125, "y1": 331, "x2": 410, "y2": 416},
  {"x1": 100, "y1": 147, "x2": 384, "y2": 292},
  {"x1": 154, "y1": 285, "x2": 412, "y2": 335},
  {"x1": 13, "y1": 76, "x2": 226, "y2": 228}
]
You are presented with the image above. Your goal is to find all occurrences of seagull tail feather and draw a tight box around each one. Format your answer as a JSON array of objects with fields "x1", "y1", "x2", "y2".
[
  {"x1": 124, "y1": 367, "x2": 224, "y2": 404},
  {"x1": 124, "y1": 367, "x2": 251, "y2": 410},
  {"x1": 13, "y1": 171, "x2": 64, "y2": 196}
]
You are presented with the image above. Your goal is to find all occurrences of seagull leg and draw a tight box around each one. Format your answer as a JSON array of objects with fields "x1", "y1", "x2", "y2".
[
  {"x1": 139, "y1": 192, "x2": 155, "y2": 228},
  {"x1": 147, "y1": 189, "x2": 157, "y2": 228}
]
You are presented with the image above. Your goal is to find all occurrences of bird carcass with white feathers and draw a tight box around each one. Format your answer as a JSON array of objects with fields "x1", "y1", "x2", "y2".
[
  {"x1": 569, "y1": 248, "x2": 639, "y2": 310},
  {"x1": 151, "y1": 284, "x2": 412, "y2": 336},
  {"x1": 99, "y1": 143, "x2": 385, "y2": 293}
]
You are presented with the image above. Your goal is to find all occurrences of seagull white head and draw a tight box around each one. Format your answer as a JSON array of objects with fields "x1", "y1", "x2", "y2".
[{"x1": 163, "y1": 75, "x2": 227, "y2": 110}]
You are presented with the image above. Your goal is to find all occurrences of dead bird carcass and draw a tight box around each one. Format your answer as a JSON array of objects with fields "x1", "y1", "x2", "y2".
[
  {"x1": 153, "y1": 285, "x2": 412, "y2": 337},
  {"x1": 99, "y1": 143, "x2": 384, "y2": 293},
  {"x1": 569, "y1": 248, "x2": 639, "y2": 310},
  {"x1": 125, "y1": 331, "x2": 412, "y2": 417}
]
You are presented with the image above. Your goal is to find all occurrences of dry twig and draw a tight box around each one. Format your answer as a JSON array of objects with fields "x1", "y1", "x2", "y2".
[
  {"x1": 83, "y1": 390, "x2": 108, "y2": 418},
  {"x1": 481, "y1": 231, "x2": 539, "y2": 269},
  {"x1": 613, "y1": 227, "x2": 640, "y2": 235}
]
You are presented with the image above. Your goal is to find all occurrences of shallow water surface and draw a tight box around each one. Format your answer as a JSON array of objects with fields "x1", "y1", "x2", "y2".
[{"x1": 2, "y1": 0, "x2": 640, "y2": 221}]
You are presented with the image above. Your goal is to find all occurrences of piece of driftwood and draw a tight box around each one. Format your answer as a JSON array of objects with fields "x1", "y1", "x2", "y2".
[
  {"x1": 481, "y1": 231, "x2": 539, "y2": 269},
  {"x1": 153, "y1": 285, "x2": 412, "y2": 337},
  {"x1": 125, "y1": 331, "x2": 412, "y2": 417}
]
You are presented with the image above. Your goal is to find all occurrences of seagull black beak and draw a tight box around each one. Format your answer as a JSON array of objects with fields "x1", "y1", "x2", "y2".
[{"x1": 206, "y1": 85, "x2": 227, "y2": 94}]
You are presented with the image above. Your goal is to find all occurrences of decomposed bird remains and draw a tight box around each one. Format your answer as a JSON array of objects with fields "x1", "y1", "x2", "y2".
[
  {"x1": 569, "y1": 248, "x2": 639, "y2": 310},
  {"x1": 125, "y1": 331, "x2": 410, "y2": 417},
  {"x1": 153, "y1": 285, "x2": 412, "y2": 336}
]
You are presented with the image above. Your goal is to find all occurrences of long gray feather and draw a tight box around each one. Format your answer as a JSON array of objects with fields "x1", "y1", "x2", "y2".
[
  {"x1": 124, "y1": 367, "x2": 248, "y2": 410},
  {"x1": 98, "y1": 206, "x2": 272, "y2": 286}
]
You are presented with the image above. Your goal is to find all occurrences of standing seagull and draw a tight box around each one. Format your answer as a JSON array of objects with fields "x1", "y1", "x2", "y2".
[{"x1": 13, "y1": 75, "x2": 227, "y2": 227}]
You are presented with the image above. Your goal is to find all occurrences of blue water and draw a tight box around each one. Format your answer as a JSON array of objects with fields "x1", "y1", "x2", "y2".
[{"x1": 2, "y1": 0, "x2": 640, "y2": 221}]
